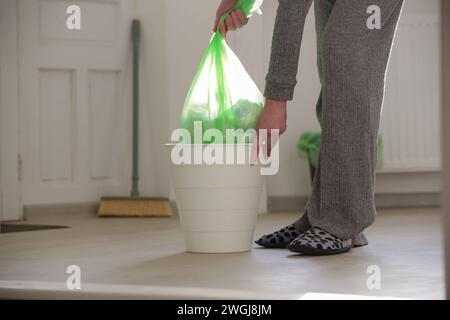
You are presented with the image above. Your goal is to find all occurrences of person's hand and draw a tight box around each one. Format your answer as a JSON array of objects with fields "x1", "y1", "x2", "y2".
[
  {"x1": 213, "y1": 0, "x2": 249, "y2": 36},
  {"x1": 256, "y1": 99, "x2": 287, "y2": 157}
]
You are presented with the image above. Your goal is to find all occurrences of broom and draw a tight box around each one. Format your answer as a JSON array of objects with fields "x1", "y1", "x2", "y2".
[{"x1": 98, "y1": 20, "x2": 172, "y2": 217}]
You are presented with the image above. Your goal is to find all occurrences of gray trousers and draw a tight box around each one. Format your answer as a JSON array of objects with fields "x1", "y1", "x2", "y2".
[{"x1": 302, "y1": 0, "x2": 404, "y2": 239}]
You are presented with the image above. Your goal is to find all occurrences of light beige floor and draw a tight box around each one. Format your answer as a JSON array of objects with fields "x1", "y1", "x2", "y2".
[{"x1": 0, "y1": 208, "x2": 445, "y2": 299}]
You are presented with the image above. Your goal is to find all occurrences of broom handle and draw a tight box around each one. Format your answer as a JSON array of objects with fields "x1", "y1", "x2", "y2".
[{"x1": 131, "y1": 20, "x2": 140, "y2": 198}]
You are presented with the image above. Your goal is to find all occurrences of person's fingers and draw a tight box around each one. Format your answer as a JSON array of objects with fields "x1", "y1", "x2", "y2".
[
  {"x1": 213, "y1": 14, "x2": 220, "y2": 32},
  {"x1": 214, "y1": 7, "x2": 248, "y2": 34},
  {"x1": 230, "y1": 11, "x2": 242, "y2": 28},
  {"x1": 258, "y1": 128, "x2": 270, "y2": 159},
  {"x1": 257, "y1": 130, "x2": 260, "y2": 156},
  {"x1": 234, "y1": 9, "x2": 248, "y2": 26},
  {"x1": 270, "y1": 130, "x2": 281, "y2": 158},
  {"x1": 266, "y1": 131, "x2": 272, "y2": 158},
  {"x1": 252, "y1": 128, "x2": 262, "y2": 163},
  {"x1": 225, "y1": 15, "x2": 236, "y2": 32},
  {"x1": 252, "y1": 129, "x2": 283, "y2": 160},
  {"x1": 218, "y1": 21, "x2": 227, "y2": 36},
  {"x1": 250, "y1": 134, "x2": 258, "y2": 165}
]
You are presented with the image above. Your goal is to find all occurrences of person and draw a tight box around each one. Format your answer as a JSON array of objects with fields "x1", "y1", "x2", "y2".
[{"x1": 213, "y1": 0, "x2": 404, "y2": 255}]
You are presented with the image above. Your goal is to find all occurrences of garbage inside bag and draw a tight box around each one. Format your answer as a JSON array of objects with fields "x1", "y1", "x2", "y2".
[{"x1": 180, "y1": 0, "x2": 264, "y2": 144}]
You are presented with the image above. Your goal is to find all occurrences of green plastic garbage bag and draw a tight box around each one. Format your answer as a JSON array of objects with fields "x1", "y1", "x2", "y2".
[{"x1": 180, "y1": 0, "x2": 264, "y2": 144}]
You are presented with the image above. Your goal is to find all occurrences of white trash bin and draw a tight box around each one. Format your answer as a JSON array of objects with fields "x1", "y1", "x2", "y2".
[{"x1": 166, "y1": 144, "x2": 264, "y2": 253}]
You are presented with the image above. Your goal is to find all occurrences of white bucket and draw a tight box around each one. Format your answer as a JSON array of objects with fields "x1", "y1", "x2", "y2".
[{"x1": 166, "y1": 144, "x2": 263, "y2": 253}]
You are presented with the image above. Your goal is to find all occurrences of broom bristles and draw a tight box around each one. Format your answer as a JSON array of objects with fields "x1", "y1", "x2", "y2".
[{"x1": 98, "y1": 198, "x2": 172, "y2": 217}]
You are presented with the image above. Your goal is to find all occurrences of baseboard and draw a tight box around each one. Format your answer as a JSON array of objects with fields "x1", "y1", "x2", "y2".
[
  {"x1": 20, "y1": 193, "x2": 440, "y2": 220},
  {"x1": 268, "y1": 192, "x2": 441, "y2": 213},
  {"x1": 374, "y1": 192, "x2": 441, "y2": 208},
  {"x1": 268, "y1": 196, "x2": 310, "y2": 213},
  {"x1": 21, "y1": 201, "x2": 180, "y2": 221},
  {"x1": 23, "y1": 202, "x2": 99, "y2": 220}
]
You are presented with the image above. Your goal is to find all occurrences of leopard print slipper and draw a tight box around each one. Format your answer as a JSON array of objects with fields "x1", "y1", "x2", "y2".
[
  {"x1": 287, "y1": 227, "x2": 353, "y2": 255},
  {"x1": 254, "y1": 222, "x2": 302, "y2": 248}
]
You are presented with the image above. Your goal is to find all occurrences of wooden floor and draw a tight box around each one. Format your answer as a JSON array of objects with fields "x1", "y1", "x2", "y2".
[{"x1": 0, "y1": 208, "x2": 445, "y2": 299}]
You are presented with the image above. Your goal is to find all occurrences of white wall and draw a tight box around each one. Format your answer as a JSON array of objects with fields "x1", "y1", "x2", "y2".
[
  {"x1": 134, "y1": 0, "x2": 171, "y2": 198},
  {"x1": 135, "y1": 0, "x2": 442, "y2": 202},
  {"x1": 0, "y1": 0, "x2": 21, "y2": 220}
]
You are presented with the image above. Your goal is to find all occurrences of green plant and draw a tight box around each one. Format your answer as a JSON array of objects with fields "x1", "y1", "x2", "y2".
[{"x1": 297, "y1": 131, "x2": 384, "y2": 182}]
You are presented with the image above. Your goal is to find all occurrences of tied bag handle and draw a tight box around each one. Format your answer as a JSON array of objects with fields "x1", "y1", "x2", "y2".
[{"x1": 215, "y1": 0, "x2": 263, "y2": 39}]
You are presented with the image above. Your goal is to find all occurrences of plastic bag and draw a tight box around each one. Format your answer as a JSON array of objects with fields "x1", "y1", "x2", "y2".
[{"x1": 180, "y1": 0, "x2": 264, "y2": 143}]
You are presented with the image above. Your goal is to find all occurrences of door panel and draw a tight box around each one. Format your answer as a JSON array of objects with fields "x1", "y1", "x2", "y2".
[
  {"x1": 39, "y1": 69, "x2": 74, "y2": 183},
  {"x1": 88, "y1": 70, "x2": 120, "y2": 180},
  {"x1": 19, "y1": 0, "x2": 133, "y2": 205}
]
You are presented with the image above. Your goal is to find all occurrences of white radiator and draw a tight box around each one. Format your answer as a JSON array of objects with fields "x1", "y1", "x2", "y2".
[{"x1": 380, "y1": 13, "x2": 441, "y2": 173}]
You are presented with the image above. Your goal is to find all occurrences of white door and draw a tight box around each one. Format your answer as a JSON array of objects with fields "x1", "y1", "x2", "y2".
[
  {"x1": 1, "y1": 0, "x2": 21, "y2": 221},
  {"x1": 18, "y1": 0, "x2": 134, "y2": 205}
]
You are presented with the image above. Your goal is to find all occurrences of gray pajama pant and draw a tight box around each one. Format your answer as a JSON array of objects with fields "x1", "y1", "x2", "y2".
[{"x1": 264, "y1": 0, "x2": 404, "y2": 239}]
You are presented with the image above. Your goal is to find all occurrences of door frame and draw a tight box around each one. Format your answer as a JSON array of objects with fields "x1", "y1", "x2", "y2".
[
  {"x1": 442, "y1": 0, "x2": 450, "y2": 300},
  {"x1": 0, "y1": 0, "x2": 22, "y2": 222}
]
